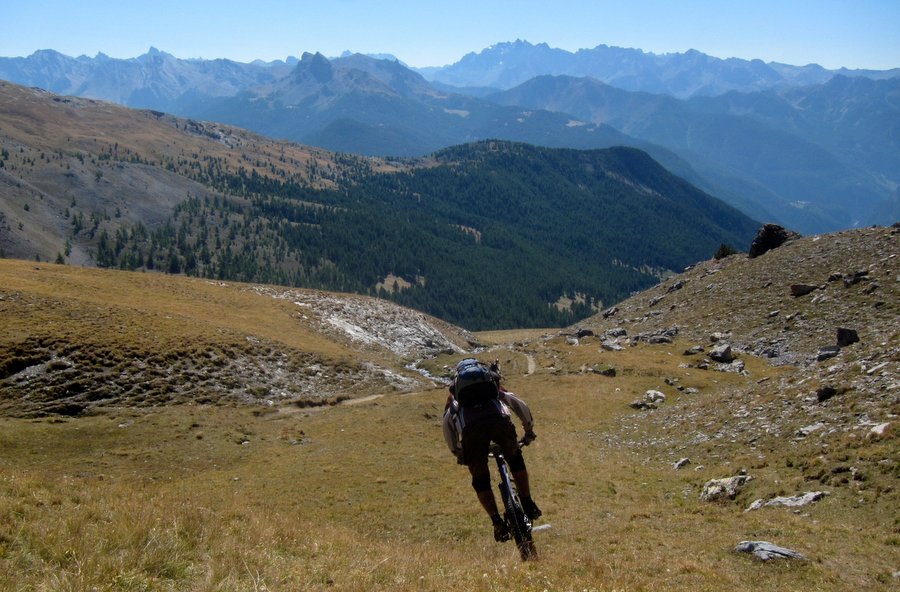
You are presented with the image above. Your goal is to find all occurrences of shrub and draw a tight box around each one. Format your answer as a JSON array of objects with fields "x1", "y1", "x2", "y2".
[{"x1": 714, "y1": 243, "x2": 738, "y2": 259}]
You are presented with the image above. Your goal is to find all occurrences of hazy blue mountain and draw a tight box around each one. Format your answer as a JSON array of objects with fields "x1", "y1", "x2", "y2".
[
  {"x1": 185, "y1": 52, "x2": 690, "y2": 166},
  {"x1": 338, "y1": 50, "x2": 407, "y2": 65},
  {"x1": 487, "y1": 74, "x2": 900, "y2": 233},
  {"x1": 422, "y1": 40, "x2": 900, "y2": 99},
  {"x1": 0, "y1": 47, "x2": 290, "y2": 111}
]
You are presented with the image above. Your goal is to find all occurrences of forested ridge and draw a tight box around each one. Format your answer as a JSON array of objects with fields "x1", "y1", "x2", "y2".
[{"x1": 90, "y1": 141, "x2": 758, "y2": 330}]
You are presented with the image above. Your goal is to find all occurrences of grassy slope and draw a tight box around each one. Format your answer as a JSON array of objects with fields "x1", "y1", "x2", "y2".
[
  {"x1": 1, "y1": 256, "x2": 897, "y2": 590},
  {"x1": 0, "y1": 80, "x2": 402, "y2": 264},
  {"x1": 0, "y1": 260, "x2": 455, "y2": 417}
]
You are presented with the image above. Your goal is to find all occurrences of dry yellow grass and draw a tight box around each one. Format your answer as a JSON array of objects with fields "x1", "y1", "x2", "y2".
[
  {"x1": 2, "y1": 355, "x2": 896, "y2": 590},
  {"x1": 0, "y1": 260, "x2": 897, "y2": 591},
  {"x1": 0, "y1": 80, "x2": 406, "y2": 188}
]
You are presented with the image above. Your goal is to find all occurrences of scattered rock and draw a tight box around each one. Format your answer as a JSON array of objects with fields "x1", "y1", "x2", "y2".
[
  {"x1": 843, "y1": 269, "x2": 870, "y2": 287},
  {"x1": 816, "y1": 386, "x2": 838, "y2": 402},
  {"x1": 566, "y1": 336, "x2": 579, "y2": 346},
  {"x1": 683, "y1": 345, "x2": 705, "y2": 355},
  {"x1": 797, "y1": 422, "x2": 825, "y2": 437},
  {"x1": 836, "y1": 327, "x2": 859, "y2": 347},
  {"x1": 715, "y1": 359, "x2": 746, "y2": 374},
  {"x1": 673, "y1": 458, "x2": 691, "y2": 470},
  {"x1": 869, "y1": 422, "x2": 890, "y2": 437},
  {"x1": 648, "y1": 295, "x2": 665, "y2": 307},
  {"x1": 745, "y1": 491, "x2": 828, "y2": 512},
  {"x1": 866, "y1": 362, "x2": 889, "y2": 375},
  {"x1": 816, "y1": 346, "x2": 840, "y2": 362},
  {"x1": 645, "y1": 390, "x2": 666, "y2": 403},
  {"x1": 710, "y1": 331, "x2": 731, "y2": 343},
  {"x1": 709, "y1": 344, "x2": 734, "y2": 363},
  {"x1": 735, "y1": 541, "x2": 807, "y2": 561},
  {"x1": 666, "y1": 280, "x2": 686, "y2": 293},
  {"x1": 790, "y1": 284, "x2": 819, "y2": 297},
  {"x1": 606, "y1": 327, "x2": 627, "y2": 338},
  {"x1": 700, "y1": 474, "x2": 752, "y2": 502},
  {"x1": 629, "y1": 400, "x2": 657, "y2": 410},
  {"x1": 601, "y1": 339, "x2": 625, "y2": 352},
  {"x1": 602, "y1": 306, "x2": 618, "y2": 318},
  {"x1": 592, "y1": 366, "x2": 617, "y2": 377},
  {"x1": 632, "y1": 326, "x2": 679, "y2": 344},
  {"x1": 575, "y1": 328, "x2": 594, "y2": 339},
  {"x1": 748, "y1": 224, "x2": 801, "y2": 258}
]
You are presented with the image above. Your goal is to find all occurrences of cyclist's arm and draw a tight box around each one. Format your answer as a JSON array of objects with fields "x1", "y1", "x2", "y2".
[
  {"x1": 442, "y1": 404, "x2": 462, "y2": 455},
  {"x1": 500, "y1": 390, "x2": 534, "y2": 433}
]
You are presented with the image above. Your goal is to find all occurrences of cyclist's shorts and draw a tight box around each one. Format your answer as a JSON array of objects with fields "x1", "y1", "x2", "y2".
[{"x1": 462, "y1": 414, "x2": 524, "y2": 491}]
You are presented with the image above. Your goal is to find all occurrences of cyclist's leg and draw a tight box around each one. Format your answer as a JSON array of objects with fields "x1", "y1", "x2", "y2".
[
  {"x1": 494, "y1": 418, "x2": 542, "y2": 519},
  {"x1": 493, "y1": 417, "x2": 532, "y2": 498},
  {"x1": 463, "y1": 422, "x2": 499, "y2": 517},
  {"x1": 463, "y1": 436, "x2": 509, "y2": 542}
]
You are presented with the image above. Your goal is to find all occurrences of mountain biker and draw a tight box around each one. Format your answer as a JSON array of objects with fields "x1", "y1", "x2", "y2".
[{"x1": 442, "y1": 358, "x2": 542, "y2": 542}]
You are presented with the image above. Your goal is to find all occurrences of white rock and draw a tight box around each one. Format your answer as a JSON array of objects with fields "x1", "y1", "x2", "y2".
[
  {"x1": 645, "y1": 390, "x2": 666, "y2": 403},
  {"x1": 869, "y1": 422, "x2": 890, "y2": 436},
  {"x1": 745, "y1": 491, "x2": 828, "y2": 512}
]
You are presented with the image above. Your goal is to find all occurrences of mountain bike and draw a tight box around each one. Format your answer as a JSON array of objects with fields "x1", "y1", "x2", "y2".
[{"x1": 490, "y1": 440, "x2": 538, "y2": 561}]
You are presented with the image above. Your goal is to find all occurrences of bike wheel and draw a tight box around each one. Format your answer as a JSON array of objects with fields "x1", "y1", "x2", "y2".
[{"x1": 506, "y1": 505, "x2": 538, "y2": 561}]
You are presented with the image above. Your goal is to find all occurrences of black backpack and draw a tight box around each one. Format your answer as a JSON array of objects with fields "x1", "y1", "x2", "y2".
[{"x1": 453, "y1": 359, "x2": 499, "y2": 407}]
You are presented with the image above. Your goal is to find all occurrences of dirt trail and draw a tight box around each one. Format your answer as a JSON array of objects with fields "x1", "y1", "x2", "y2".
[{"x1": 342, "y1": 394, "x2": 385, "y2": 405}]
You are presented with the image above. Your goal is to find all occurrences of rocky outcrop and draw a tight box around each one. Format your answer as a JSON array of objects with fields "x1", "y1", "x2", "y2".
[{"x1": 748, "y1": 224, "x2": 801, "y2": 258}]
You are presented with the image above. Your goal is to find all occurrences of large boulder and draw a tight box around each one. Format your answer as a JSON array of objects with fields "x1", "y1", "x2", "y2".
[
  {"x1": 700, "y1": 474, "x2": 752, "y2": 502},
  {"x1": 748, "y1": 224, "x2": 801, "y2": 258},
  {"x1": 836, "y1": 327, "x2": 860, "y2": 347},
  {"x1": 709, "y1": 344, "x2": 734, "y2": 363}
]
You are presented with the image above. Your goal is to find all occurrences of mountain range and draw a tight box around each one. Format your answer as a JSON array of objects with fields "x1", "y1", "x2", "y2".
[
  {"x1": 420, "y1": 40, "x2": 900, "y2": 97},
  {"x1": 487, "y1": 73, "x2": 900, "y2": 233},
  {"x1": 1, "y1": 42, "x2": 897, "y2": 234}
]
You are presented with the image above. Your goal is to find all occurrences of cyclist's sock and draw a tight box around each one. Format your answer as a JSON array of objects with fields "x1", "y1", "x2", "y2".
[{"x1": 522, "y1": 496, "x2": 542, "y2": 520}]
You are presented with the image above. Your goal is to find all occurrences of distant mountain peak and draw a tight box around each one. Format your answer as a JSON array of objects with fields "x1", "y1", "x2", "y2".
[
  {"x1": 298, "y1": 52, "x2": 334, "y2": 83},
  {"x1": 339, "y1": 50, "x2": 406, "y2": 65},
  {"x1": 136, "y1": 47, "x2": 175, "y2": 63}
]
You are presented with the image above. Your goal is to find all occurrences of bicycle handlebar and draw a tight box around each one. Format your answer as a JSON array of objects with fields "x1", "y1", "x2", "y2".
[{"x1": 488, "y1": 438, "x2": 532, "y2": 457}]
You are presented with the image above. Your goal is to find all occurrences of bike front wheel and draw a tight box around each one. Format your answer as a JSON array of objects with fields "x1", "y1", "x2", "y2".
[{"x1": 505, "y1": 505, "x2": 538, "y2": 561}]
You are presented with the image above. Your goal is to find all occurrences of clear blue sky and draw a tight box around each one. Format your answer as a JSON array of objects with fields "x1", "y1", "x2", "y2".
[{"x1": 1, "y1": 0, "x2": 898, "y2": 70}]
